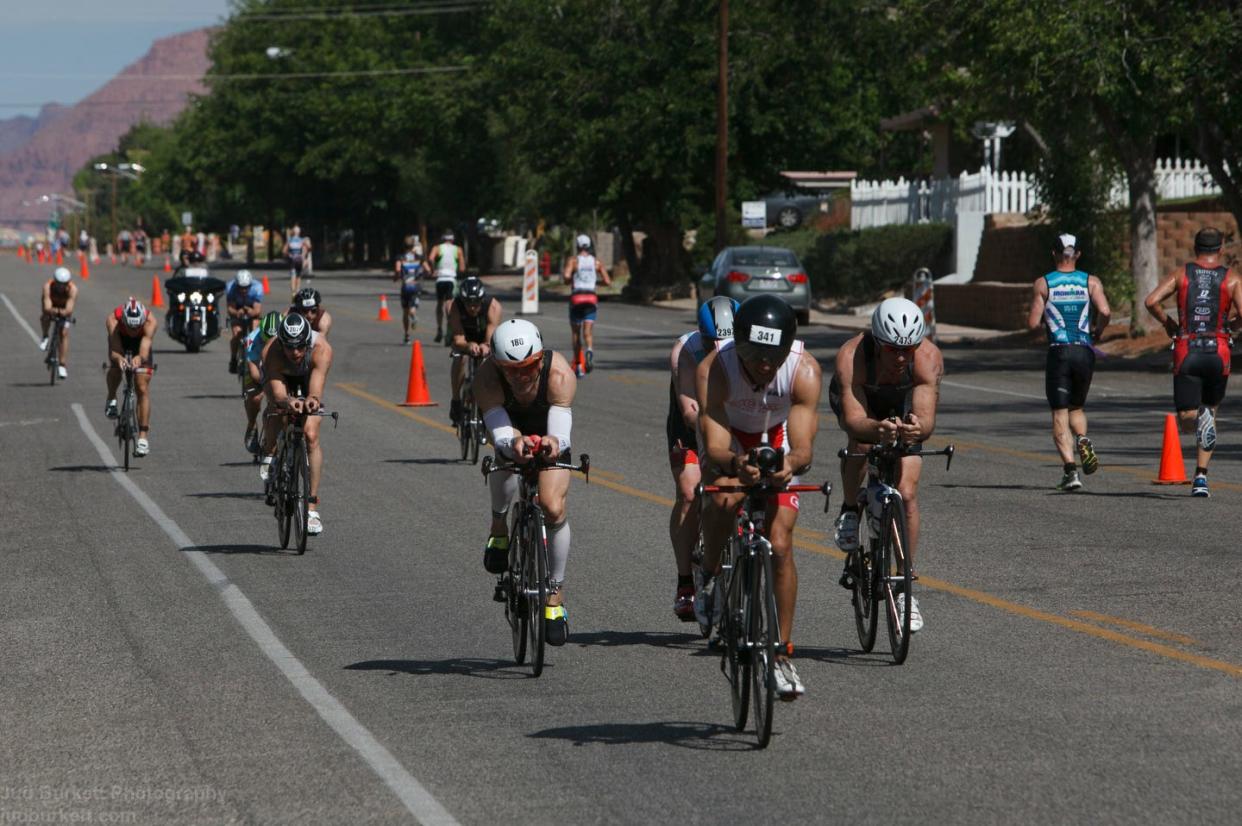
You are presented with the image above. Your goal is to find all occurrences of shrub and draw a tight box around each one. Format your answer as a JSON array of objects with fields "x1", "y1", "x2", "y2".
[{"x1": 803, "y1": 223, "x2": 953, "y2": 302}]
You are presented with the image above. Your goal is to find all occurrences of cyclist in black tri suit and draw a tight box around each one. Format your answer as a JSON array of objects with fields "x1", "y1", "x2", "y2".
[
  {"x1": 448, "y1": 276, "x2": 503, "y2": 425},
  {"x1": 473, "y1": 319, "x2": 578, "y2": 646},
  {"x1": 1144, "y1": 226, "x2": 1242, "y2": 497},
  {"x1": 829, "y1": 297, "x2": 944, "y2": 632}
]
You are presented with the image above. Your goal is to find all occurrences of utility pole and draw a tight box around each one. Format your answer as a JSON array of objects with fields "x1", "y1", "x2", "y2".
[{"x1": 714, "y1": 0, "x2": 729, "y2": 254}]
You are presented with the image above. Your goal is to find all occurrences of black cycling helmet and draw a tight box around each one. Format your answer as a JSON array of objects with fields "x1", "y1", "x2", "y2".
[
  {"x1": 733, "y1": 295, "x2": 797, "y2": 365},
  {"x1": 293, "y1": 287, "x2": 322, "y2": 310},
  {"x1": 459, "y1": 276, "x2": 486, "y2": 304},
  {"x1": 278, "y1": 312, "x2": 312, "y2": 350}
]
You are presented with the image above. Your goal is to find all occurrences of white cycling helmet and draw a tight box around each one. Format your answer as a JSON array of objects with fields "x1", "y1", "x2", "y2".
[
  {"x1": 576, "y1": 234, "x2": 591, "y2": 250},
  {"x1": 491, "y1": 318, "x2": 544, "y2": 366},
  {"x1": 53, "y1": 267, "x2": 71, "y2": 284},
  {"x1": 235, "y1": 269, "x2": 253, "y2": 288},
  {"x1": 871, "y1": 297, "x2": 926, "y2": 348},
  {"x1": 121, "y1": 297, "x2": 147, "y2": 329}
]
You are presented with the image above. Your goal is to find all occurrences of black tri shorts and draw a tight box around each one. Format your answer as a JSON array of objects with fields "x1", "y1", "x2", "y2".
[
  {"x1": 1045, "y1": 344, "x2": 1095, "y2": 409},
  {"x1": 1174, "y1": 352, "x2": 1229, "y2": 411}
]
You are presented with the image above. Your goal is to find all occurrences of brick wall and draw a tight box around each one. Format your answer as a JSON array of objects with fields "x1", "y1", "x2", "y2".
[
  {"x1": 972, "y1": 214, "x2": 1045, "y2": 284},
  {"x1": 1122, "y1": 210, "x2": 1240, "y2": 274},
  {"x1": 935, "y1": 281, "x2": 1031, "y2": 330}
]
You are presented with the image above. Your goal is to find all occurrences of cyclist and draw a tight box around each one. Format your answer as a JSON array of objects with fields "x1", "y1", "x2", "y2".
[
  {"x1": 561, "y1": 234, "x2": 612, "y2": 376},
  {"x1": 829, "y1": 297, "x2": 944, "y2": 633},
  {"x1": 428, "y1": 229, "x2": 465, "y2": 344},
  {"x1": 697, "y1": 295, "x2": 822, "y2": 698},
  {"x1": 105, "y1": 298, "x2": 158, "y2": 456},
  {"x1": 448, "y1": 276, "x2": 503, "y2": 425},
  {"x1": 283, "y1": 225, "x2": 311, "y2": 295},
  {"x1": 225, "y1": 269, "x2": 264, "y2": 374},
  {"x1": 241, "y1": 310, "x2": 284, "y2": 454},
  {"x1": 39, "y1": 266, "x2": 78, "y2": 379},
  {"x1": 1027, "y1": 233, "x2": 1111, "y2": 491},
  {"x1": 290, "y1": 286, "x2": 333, "y2": 337},
  {"x1": 474, "y1": 318, "x2": 578, "y2": 645},
  {"x1": 259, "y1": 313, "x2": 334, "y2": 535},
  {"x1": 392, "y1": 246, "x2": 423, "y2": 344},
  {"x1": 1143, "y1": 226, "x2": 1242, "y2": 497},
  {"x1": 667, "y1": 296, "x2": 737, "y2": 622}
]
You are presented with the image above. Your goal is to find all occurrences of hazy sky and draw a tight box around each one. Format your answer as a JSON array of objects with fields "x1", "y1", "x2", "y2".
[{"x1": 0, "y1": 1, "x2": 232, "y2": 117}]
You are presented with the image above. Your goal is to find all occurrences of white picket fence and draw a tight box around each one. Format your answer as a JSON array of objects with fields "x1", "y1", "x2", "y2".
[{"x1": 851, "y1": 159, "x2": 1222, "y2": 230}]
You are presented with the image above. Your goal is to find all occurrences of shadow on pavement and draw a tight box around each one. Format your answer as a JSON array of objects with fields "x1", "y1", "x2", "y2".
[
  {"x1": 219, "y1": 460, "x2": 257, "y2": 467},
  {"x1": 49, "y1": 464, "x2": 113, "y2": 473},
  {"x1": 187, "y1": 491, "x2": 265, "y2": 500},
  {"x1": 791, "y1": 644, "x2": 896, "y2": 667},
  {"x1": 182, "y1": 543, "x2": 291, "y2": 556},
  {"x1": 528, "y1": 720, "x2": 752, "y2": 751},
  {"x1": 183, "y1": 393, "x2": 239, "y2": 400},
  {"x1": 570, "y1": 629, "x2": 702, "y2": 650},
  {"x1": 10, "y1": 382, "x2": 58, "y2": 388},
  {"x1": 345, "y1": 658, "x2": 527, "y2": 680},
  {"x1": 383, "y1": 457, "x2": 460, "y2": 466}
]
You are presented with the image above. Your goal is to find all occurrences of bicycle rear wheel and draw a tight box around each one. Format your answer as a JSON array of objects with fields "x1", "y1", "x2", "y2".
[
  {"x1": 292, "y1": 440, "x2": 310, "y2": 554},
  {"x1": 275, "y1": 444, "x2": 292, "y2": 549},
  {"x1": 851, "y1": 540, "x2": 879, "y2": 652},
  {"x1": 507, "y1": 506, "x2": 528, "y2": 665},
  {"x1": 527, "y1": 508, "x2": 548, "y2": 677},
  {"x1": 692, "y1": 535, "x2": 711, "y2": 639},
  {"x1": 882, "y1": 503, "x2": 914, "y2": 664},
  {"x1": 457, "y1": 415, "x2": 470, "y2": 461},
  {"x1": 749, "y1": 544, "x2": 777, "y2": 748},
  {"x1": 722, "y1": 538, "x2": 750, "y2": 731},
  {"x1": 467, "y1": 408, "x2": 480, "y2": 465}
]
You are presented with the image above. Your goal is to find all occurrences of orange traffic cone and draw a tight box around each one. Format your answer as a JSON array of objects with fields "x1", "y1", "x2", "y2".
[
  {"x1": 377, "y1": 294, "x2": 392, "y2": 322},
  {"x1": 1153, "y1": 413, "x2": 1188, "y2": 484},
  {"x1": 16, "y1": 246, "x2": 25, "y2": 260},
  {"x1": 163, "y1": 256, "x2": 171, "y2": 273},
  {"x1": 261, "y1": 274, "x2": 271, "y2": 294},
  {"x1": 110, "y1": 251, "x2": 116, "y2": 265},
  {"x1": 150, "y1": 275, "x2": 164, "y2": 308},
  {"x1": 55, "y1": 249, "x2": 63, "y2": 265},
  {"x1": 398, "y1": 340, "x2": 437, "y2": 406},
  {"x1": 79, "y1": 256, "x2": 90, "y2": 280}
]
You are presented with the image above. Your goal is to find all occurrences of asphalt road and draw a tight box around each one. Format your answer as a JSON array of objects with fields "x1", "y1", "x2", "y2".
[{"x1": 2, "y1": 257, "x2": 1240, "y2": 825}]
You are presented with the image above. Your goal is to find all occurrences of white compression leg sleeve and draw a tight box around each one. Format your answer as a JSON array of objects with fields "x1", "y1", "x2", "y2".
[
  {"x1": 547, "y1": 519, "x2": 570, "y2": 585},
  {"x1": 489, "y1": 469, "x2": 517, "y2": 517}
]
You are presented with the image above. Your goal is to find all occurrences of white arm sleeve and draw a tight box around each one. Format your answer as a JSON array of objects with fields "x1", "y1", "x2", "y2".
[
  {"x1": 547, "y1": 405, "x2": 572, "y2": 455},
  {"x1": 483, "y1": 406, "x2": 517, "y2": 457}
]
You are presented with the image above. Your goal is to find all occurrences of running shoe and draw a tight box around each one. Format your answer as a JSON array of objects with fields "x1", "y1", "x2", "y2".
[
  {"x1": 1077, "y1": 435, "x2": 1099, "y2": 475},
  {"x1": 773, "y1": 659, "x2": 805, "y2": 699},
  {"x1": 434, "y1": 331, "x2": 443, "y2": 343},
  {"x1": 105, "y1": 399, "x2": 118, "y2": 419},
  {"x1": 544, "y1": 604, "x2": 568, "y2": 646},
  {"x1": 228, "y1": 358, "x2": 238, "y2": 375},
  {"x1": 673, "y1": 585, "x2": 696, "y2": 622},
  {"x1": 1191, "y1": 474, "x2": 1210, "y2": 498},
  {"x1": 307, "y1": 510, "x2": 323, "y2": 535},
  {"x1": 1196, "y1": 407, "x2": 1217, "y2": 452},
  {"x1": 57, "y1": 365, "x2": 67, "y2": 379},
  {"x1": 38, "y1": 337, "x2": 48, "y2": 351},
  {"x1": 834, "y1": 509, "x2": 860, "y2": 552},
  {"x1": 402, "y1": 333, "x2": 410, "y2": 345},
  {"x1": 483, "y1": 535, "x2": 509, "y2": 574},
  {"x1": 897, "y1": 593, "x2": 924, "y2": 632},
  {"x1": 1057, "y1": 470, "x2": 1082, "y2": 491}
]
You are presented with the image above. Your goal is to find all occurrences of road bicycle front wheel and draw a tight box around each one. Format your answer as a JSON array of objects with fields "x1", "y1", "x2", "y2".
[
  {"x1": 722, "y1": 537, "x2": 750, "y2": 732},
  {"x1": 851, "y1": 537, "x2": 879, "y2": 653},
  {"x1": 507, "y1": 506, "x2": 528, "y2": 665},
  {"x1": 47, "y1": 354, "x2": 57, "y2": 386},
  {"x1": 291, "y1": 440, "x2": 310, "y2": 554},
  {"x1": 527, "y1": 508, "x2": 549, "y2": 678},
  {"x1": 275, "y1": 444, "x2": 292, "y2": 549},
  {"x1": 120, "y1": 390, "x2": 136, "y2": 472},
  {"x1": 457, "y1": 414, "x2": 470, "y2": 461},
  {"x1": 467, "y1": 407, "x2": 481, "y2": 465},
  {"x1": 749, "y1": 544, "x2": 778, "y2": 748},
  {"x1": 882, "y1": 502, "x2": 914, "y2": 665}
]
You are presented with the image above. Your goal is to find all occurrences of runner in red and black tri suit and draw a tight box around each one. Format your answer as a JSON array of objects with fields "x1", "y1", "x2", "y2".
[{"x1": 1144, "y1": 226, "x2": 1242, "y2": 496}]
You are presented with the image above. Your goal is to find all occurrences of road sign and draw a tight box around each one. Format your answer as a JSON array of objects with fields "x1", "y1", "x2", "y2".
[
  {"x1": 521, "y1": 250, "x2": 539, "y2": 314},
  {"x1": 741, "y1": 201, "x2": 765, "y2": 229},
  {"x1": 181, "y1": 211, "x2": 193, "y2": 228}
]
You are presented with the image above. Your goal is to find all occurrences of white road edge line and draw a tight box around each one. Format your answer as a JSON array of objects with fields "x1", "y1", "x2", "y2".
[
  {"x1": 941, "y1": 379, "x2": 1047, "y2": 401},
  {"x1": 2, "y1": 291, "x2": 43, "y2": 346},
  {"x1": 70, "y1": 403, "x2": 459, "y2": 826}
]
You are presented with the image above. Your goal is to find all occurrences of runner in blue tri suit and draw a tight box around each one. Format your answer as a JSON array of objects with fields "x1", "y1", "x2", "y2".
[
  {"x1": 1027, "y1": 233, "x2": 1111, "y2": 492},
  {"x1": 392, "y1": 245, "x2": 423, "y2": 344}
]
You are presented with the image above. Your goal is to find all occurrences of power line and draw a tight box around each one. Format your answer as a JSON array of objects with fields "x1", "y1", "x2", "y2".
[
  {"x1": 0, "y1": 66, "x2": 467, "y2": 81},
  {"x1": 233, "y1": 1, "x2": 487, "y2": 21}
]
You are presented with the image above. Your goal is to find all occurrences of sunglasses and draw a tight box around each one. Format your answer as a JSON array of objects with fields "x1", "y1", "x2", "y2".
[
  {"x1": 501, "y1": 357, "x2": 542, "y2": 378},
  {"x1": 882, "y1": 343, "x2": 917, "y2": 356}
]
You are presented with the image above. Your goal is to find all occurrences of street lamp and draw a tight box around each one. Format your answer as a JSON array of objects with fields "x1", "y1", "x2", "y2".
[
  {"x1": 971, "y1": 122, "x2": 1016, "y2": 171},
  {"x1": 94, "y1": 162, "x2": 145, "y2": 246},
  {"x1": 266, "y1": 46, "x2": 292, "y2": 59}
]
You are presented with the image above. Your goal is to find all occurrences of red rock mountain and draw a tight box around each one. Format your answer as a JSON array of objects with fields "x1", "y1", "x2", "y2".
[{"x1": 1, "y1": 28, "x2": 211, "y2": 230}]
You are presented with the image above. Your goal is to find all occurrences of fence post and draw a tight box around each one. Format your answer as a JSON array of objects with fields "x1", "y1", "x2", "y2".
[{"x1": 912, "y1": 267, "x2": 936, "y2": 342}]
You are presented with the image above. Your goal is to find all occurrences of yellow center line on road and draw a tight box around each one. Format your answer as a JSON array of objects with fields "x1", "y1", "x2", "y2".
[
  {"x1": 340, "y1": 381, "x2": 1242, "y2": 679},
  {"x1": 1070, "y1": 610, "x2": 1201, "y2": 647}
]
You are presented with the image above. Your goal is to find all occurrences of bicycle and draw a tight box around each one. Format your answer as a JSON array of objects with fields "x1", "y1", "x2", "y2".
[
  {"x1": 44, "y1": 315, "x2": 73, "y2": 386},
  {"x1": 102, "y1": 361, "x2": 154, "y2": 472},
  {"x1": 481, "y1": 451, "x2": 590, "y2": 677},
  {"x1": 700, "y1": 445, "x2": 831, "y2": 749},
  {"x1": 838, "y1": 440, "x2": 954, "y2": 665},
  {"x1": 265, "y1": 403, "x2": 339, "y2": 554},
  {"x1": 451, "y1": 352, "x2": 487, "y2": 464}
]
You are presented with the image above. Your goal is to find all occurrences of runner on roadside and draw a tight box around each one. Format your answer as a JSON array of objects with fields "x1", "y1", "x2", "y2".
[
  {"x1": 1143, "y1": 226, "x2": 1242, "y2": 497},
  {"x1": 1027, "y1": 233, "x2": 1111, "y2": 491},
  {"x1": 393, "y1": 244, "x2": 423, "y2": 344},
  {"x1": 562, "y1": 234, "x2": 611, "y2": 377},
  {"x1": 428, "y1": 230, "x2": 465, "y2": 344}
]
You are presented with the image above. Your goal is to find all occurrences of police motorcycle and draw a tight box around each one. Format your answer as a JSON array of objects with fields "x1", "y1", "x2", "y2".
[{"x1": 164, "y1": 252, "x2": 226, "y2": 352}]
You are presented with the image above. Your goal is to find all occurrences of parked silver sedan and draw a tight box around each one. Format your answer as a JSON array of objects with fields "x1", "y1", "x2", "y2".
[{"x1": 696, "y1": 245, "x2": 811, "y2": 325}]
